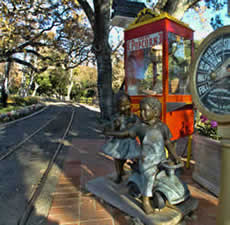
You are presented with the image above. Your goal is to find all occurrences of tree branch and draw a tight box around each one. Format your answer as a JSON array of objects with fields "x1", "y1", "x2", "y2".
[
  {"x1": 24, "y1": 49, "x2": 52, "y2": 61},
  {"x1": 155, "y1": 0, "x2": 168, "y2": 10},
  {"x1": 11, "y1": 57, "x2": 48, "y2": 73},
  {"x1": 3, "y1": 22, "x2": 57, "y2": 59},
  {"x1": 163, "y1": 0, "x2": 201, "y2": 19},
  {"x1": 112, "y1": 40, "x2": 123, "y2": 54},
  {"x1": 77, "y1": 0, "x2": 95, "y2": 28},
  {"x1": 187, "y1": 0, "x2": 201, "y2": 9}
]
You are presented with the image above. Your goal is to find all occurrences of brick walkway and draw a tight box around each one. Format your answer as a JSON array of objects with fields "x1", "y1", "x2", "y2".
[{"x1": 46, "y1": 138, "x2": 218, "y2": 225}]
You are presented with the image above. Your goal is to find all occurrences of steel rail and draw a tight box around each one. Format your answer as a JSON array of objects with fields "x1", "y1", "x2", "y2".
[
  {"x1": 0, "y1": 111, "x2": 62, "y2": 161},
  {"x1": 17, "y1": 106, "x2": 75, "y2": 225}
]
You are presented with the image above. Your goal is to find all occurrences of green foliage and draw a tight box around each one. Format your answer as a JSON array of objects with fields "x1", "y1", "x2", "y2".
[
  {"x1": 49, "y1": 67, "x2": 69, "y2": 96},
  {"x1": 85, "y1": 89, "x2": 96, "y2": 97},
  {"x1": 0, "y1": 105, "x2": 22, "y2": 114},
  {"x1": 79, "y1": 97, "x2": 93, "y2": 104},
  {"x1": 10, "y1": 95, "x2": 26, "y2": 106},
  {"x1": 196, "y1": 124, "x2": 218, "y2": 139},
  {"x1": 68, "y1": 65, "x2": 97, "y2": 100},
  {"x1": 71, "y1": 87, "x2": 96, "y2": 100},
  {"x1": 71, "y1": 86, "x2": 84, "y2": 100},
  {"x1": 36, "y1": 65, "x2": 69, "y2": 97},
  {"x1": 9, "y1": 95, "x2": 39, "y2": 106},
  {"x1": 23, "y1": 96, "x2": 39, "y2": 105}
]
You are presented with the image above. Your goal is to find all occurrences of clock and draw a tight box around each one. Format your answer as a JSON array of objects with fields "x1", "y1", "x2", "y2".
[{"x1": 190, "y1": 25, "x2": 230, "y2": 123}]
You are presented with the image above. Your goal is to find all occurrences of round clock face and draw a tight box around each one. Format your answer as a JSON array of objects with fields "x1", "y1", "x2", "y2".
[{"x1": 190, "y1": 26, "x2": 230, "y2": 123}]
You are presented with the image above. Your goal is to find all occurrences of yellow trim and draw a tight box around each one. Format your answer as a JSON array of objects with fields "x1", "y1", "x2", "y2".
[
  {"x1": 165, "y1": 147, "x2": 169, "y2": 158},
  {"x1": 125, "y1": 9, "x2": 192, "y2": 31},
  {"x1": 186, "y1": 135, "x2": 193, "y2": 169}
]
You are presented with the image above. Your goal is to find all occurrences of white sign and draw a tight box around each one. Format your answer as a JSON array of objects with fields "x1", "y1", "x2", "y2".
[{"x1": 127, "y1": 32, "x2": 162, "y2": 53}]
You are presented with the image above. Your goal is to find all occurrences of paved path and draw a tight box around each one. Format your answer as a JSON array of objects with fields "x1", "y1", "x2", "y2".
[{"x1": 45, "y1": 104, "x2": 218, "y2": 225}]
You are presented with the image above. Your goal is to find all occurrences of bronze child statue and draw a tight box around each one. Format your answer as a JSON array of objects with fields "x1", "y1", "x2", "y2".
[
  {"x1": 102, "y1": 91, "x2": 141, "y2": 184},
  {"x1": 104, "y1": 97, "x2": 181, "y2": 214}
]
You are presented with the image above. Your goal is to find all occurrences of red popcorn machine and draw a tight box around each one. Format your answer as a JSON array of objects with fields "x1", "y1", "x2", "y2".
[{"x1": 124, "y1": 9, "x2": 195, "y2": 140}]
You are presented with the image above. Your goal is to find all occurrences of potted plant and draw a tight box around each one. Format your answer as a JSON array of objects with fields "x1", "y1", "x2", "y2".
[{"x1": 192, "y1": 113, "x2": 221, "y2": 196}]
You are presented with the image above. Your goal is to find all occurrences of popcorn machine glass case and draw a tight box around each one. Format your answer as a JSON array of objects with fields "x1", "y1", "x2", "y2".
[{"x1": 124, "y1": 10, "x2": 194, "y2": 140}]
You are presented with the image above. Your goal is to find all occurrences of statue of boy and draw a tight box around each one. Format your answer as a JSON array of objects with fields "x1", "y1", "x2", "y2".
[{"x1": 104, "y1": 97, "x2": 180, "y2": 214}]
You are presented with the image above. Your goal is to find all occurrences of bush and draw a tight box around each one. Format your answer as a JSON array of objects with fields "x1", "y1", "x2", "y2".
[
  {"x1": 24, "y1": 96, "x2": 39, "y2": 105},
  {"x1": 79, "y1": 97, "x2": 93, "y2": 104},
  {"x1": 10, "y1": 95, "x2": 26, "y2": 106},
  {"x1": 85, "y1": 89, "x2": 96, "y2": 98},
  {"x1": 8, "y1": 95, "x2": 40, "y2": 106}
]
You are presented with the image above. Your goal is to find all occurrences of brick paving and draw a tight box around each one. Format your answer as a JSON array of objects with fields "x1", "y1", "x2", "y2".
[{"x1": 46, "y1": 138, "x2": 218, "y2": 225}]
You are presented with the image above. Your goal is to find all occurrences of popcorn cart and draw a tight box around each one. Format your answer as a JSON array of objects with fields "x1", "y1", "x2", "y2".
[{"x1": 124, "y1": 9, "x2": 195, "y2": 140}]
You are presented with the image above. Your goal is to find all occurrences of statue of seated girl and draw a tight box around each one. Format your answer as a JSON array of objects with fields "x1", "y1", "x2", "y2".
[{"x1": 102, "y1": 91, "x2": 141, "y2": 184}]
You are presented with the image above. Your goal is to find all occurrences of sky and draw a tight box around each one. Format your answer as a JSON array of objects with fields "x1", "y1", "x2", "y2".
[{"x1": 182, "y1": 0, "x2": 230, "y2": 40}]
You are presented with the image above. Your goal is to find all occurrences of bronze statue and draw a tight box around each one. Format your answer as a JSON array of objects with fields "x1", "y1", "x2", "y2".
[
  {"x1": 104, "y1": 97, "x2": 181, "y2": 214},
  {"x1": 102, "y1": 91, "x2": 141, "y2": 184}
]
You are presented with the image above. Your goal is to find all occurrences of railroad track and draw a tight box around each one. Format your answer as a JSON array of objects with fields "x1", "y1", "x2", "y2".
[
  {"x1": 0, "y1": 115, "x2": 59, "y2": 160},
  {"x1": 0, "y1": 103, "x2": 66, "y2": 160},
  {"x1": 0, "y1": 104, "x2": 76, "y2": 225},
  {"x1": 18, "y1": 105, "x2": 75, "y2": 225}
]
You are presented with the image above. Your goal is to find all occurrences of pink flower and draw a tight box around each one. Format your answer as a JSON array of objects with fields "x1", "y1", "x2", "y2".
[{"x1": 210, "y1": 120, "x2": 218, "y2": 128}]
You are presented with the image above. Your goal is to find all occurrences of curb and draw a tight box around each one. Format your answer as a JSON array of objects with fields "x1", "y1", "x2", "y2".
[{"x1": 0, "y1": 104, "x2": 49, "y2": 127}]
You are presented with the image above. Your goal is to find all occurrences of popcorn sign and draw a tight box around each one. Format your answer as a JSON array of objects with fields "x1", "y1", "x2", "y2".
[{"x1": 127, "y1": 32, "x2": 162, "y2": 53}]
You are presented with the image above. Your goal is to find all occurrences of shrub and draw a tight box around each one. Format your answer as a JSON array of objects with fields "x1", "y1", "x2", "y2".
[
  {"x1": 8, "y1": 95, "x2": 40, "y2": 106},
  {"x1": 10, "y1": 95, "x2": 26, "y2": 106},
  {"x1": 24, "y1": 96, "x2": 39, "y2": 105}
]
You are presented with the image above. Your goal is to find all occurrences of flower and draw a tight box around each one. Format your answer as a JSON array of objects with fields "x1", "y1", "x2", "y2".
[
  {"x1": 200, "y1": 115, "x2": 208, "y2": 123},
  {"x1": 210, "y1": 120, "x2": 218, "y2": 128},
  {"x1": 196, "y1": 113, "x2": 220, "y2": 140}
]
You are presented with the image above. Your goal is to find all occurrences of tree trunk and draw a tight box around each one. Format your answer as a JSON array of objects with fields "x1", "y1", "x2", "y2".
[
  {"x1": 96, "y1": 48, "x2": 113, "y2": 120},
  {"x1": 1, "y1": 61, "x2": 11, "y2": 107},
  {"x1": 19, "y1": 52, "x2": 28, "y2": 97},
  {"x1": 66, "y1": 69, "x2": 74, "y2": 101},
  {"x1": 3, "y1": 61, "x2": 11, "y2": 93},
  {"x1": 26, "y1": 56, "x2": 37, "y2": 96},
  {"x1": 19, "y1": 72, "x2": 27, "y2": 97},
  {"x1": 25, "y1": 72, "x2": 35, "y2": 97},
  {"x1": 78, "y1": 0, "x2": 113, "y2": 120},
  {"x1": 93, "y1": 0, "x2": 113, "y2": 120},
  {"x1": 32, "y1": 82, "x2": 40, "y2": 96}
]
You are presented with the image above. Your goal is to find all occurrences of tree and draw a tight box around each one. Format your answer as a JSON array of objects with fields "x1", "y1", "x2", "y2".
[
  {"x1": 73, "y1": 65, "x2": 97, "y2": 91},
  {"x1": 54, "y1": 9, "x2": 94, "y2": 100},
  {"x1": 0, "y1": 0, "x2": 61, "y2": 95},
  {"x1": 0, "y1": 0, "x2": 90, "y2": 96},
  {"x1": 77, "y1": 0, "x2": 113, "y2": 120},
  {"x1": 0, "y1": 0, "x2": 64, "y2": 70}
]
